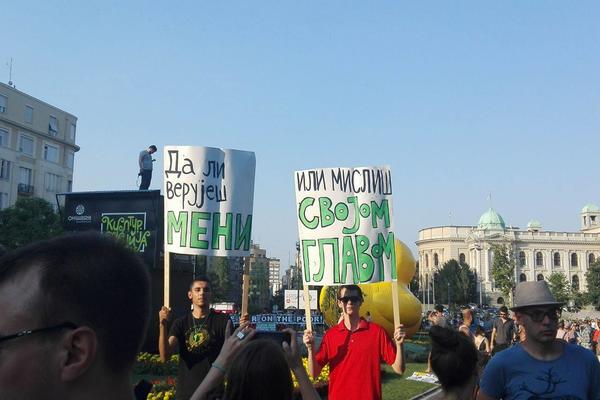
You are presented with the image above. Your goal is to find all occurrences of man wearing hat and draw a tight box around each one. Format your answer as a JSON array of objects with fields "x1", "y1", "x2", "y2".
[{"x1": 478, "y1": 281, "x2": 600, "y2": 400}]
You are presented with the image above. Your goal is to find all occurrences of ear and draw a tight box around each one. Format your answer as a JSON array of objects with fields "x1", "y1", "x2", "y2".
[
  {"x1": 59, "y1": 327, "x2": 98, "y2": 382},
  {"x1": 188, "y1": 291, "x2": 193, "y2": 301}
]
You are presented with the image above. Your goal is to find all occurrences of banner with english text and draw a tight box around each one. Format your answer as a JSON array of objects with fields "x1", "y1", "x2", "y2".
[
  {"x1": 294, "y1": 166, "x2": 396, "y2": 286},
  {"x1": 164, "y1": 146, "x2": 255, "y2": 256}
]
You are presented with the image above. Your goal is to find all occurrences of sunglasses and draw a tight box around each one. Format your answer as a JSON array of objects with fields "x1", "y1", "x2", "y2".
[
  {"x1": 338, "y1": 296, "x2": 362, "y2": 304},
  {"x1": 520, "y1": 308, "x2": 561, "y2": 323}
]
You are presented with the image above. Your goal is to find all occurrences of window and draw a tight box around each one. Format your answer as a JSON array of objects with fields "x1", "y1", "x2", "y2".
[
  {"x1": 69, "y1": 123, "x2": 76, "y2": 141},
  {"x1": 536, "y1": 252, "x2": 543, "y2": 266},
  {"x1": 19, "y1": 167, "x2": 32, "y2": 185},
  {"x1": 520, "y1": 273, "x2": 527, "y2": 282},
  {"x1": 43, "y1": 143, "x2": 59, "y2": 163},
  {"x1": 434, "y1": 253, "x2": 439, "y2": 267},
  {"x1": 425, "y1": 254, "x2": 429, "y2": 268},
  {"x1": 0, "y1": 192, "x2": 8, "y2": 209},
  {"x1": 590, "y1": 253, "x2": 596, "y2": 265},
  {"x1": 49, "y1": 116, "x2": 58, "y2": 136},
  {"x1": 66, "y1": 151, "x2": 74, "y2": 169},
  {"x1": 24, "y1": 106, "x2": 33, "y2": 124},
  {"x1": 572, "y1": 275, "x2": 580, "y2": 291},
  {"x1": 67, "y1": 180, "x2": 72, "y2": 192},
  {"x1": 553, "y1": 252, "x2": 561, "y2": 267},
  {"x1": 0, "y1": 128, "x2": 8, "y2": 147},
  {"x1": 0, "y1": 94, "x2": 6, "y2": 113},
  {"x1": 45, "y1": 173, "x2": 61, "y2": 192},
  {"x1": 537, "y1": 274, "x2": 544, "y2": 281},
  {"x1": 459, "y1": 253, "x2": 466, "y2": 264},
  {"x1": 519, "y1": 251, "x2": 526, "y2": 267},
  {"x1": 571, "y1": 253, "x2": 578, "y2": 267},
  {"x1": 19, "y1": 135, "x2": 34, "y2": 156},
  {"x1": 0, "y1": 159, "x2": 10, "y2": 180}
]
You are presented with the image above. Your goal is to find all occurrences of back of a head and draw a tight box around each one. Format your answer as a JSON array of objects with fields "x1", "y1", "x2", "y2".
[
  {"x1": 429, "y1": 325, "x2": 478, "y2": 390},
  {"x1": 434, "y1": 304, "x2": 444, "y2": 313},
  {"x1": 0, "y1": 232, "x2": 151, "y2": 372},
  {"x1": 224, "y1": 339, "x2": 292, "y2": 400}
]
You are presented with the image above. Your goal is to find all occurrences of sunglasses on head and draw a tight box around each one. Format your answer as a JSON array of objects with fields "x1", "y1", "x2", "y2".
[
  {"x1": 520, "y1": 308, "x2": 561, "y2": 323},
  {"x1": 338, "y1": 295, "x2": 362, "y2": 304}
]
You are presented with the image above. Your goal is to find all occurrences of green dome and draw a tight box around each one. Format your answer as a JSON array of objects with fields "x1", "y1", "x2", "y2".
[
  {"x1": 477, "y1": 208, "x2": 506, "y2": 231},
  {"x1": 527, "y1": 219, "x2": 542, "y2": 230},
  {"x1": 581, "y1": 203, "x2": 600, "y2": 213}
]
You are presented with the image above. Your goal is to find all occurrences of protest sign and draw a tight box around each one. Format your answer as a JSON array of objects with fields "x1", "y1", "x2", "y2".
[
  {"x1": 294, "y1": 166, "x2": 396, "y2": 286},
  {"x1": 284, "y1": 289, "x2": 318, "y2": 310},
  {"x1": 163, "y1": 146, "x2": 256, "y2": 257}
]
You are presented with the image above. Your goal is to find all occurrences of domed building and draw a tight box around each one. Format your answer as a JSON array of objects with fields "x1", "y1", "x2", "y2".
[{"x1": 416, "y1": 205, "x2": 600, "y2": 305}]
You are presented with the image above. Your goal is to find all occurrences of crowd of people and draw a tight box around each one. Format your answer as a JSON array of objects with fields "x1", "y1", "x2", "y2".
[
  {"x1": 2, "y1": 232, "x2": 600, "y2": 400},
  {"x1": 427, "y1": 282, "x2": 600, "y2": 399}
]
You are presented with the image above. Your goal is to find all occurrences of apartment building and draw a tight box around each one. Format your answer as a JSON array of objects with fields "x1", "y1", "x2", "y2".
[{"x1": 0, "y1": 82, "x2": 79, "y2": 209}]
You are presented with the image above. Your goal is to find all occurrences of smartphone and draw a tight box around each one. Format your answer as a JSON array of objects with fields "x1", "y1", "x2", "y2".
[{"x1": 254, "y1": 331, "x2": 292, "y2": 345}]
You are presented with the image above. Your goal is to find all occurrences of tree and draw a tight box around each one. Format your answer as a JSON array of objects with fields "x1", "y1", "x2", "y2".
[
  {"x1": 490, "y1": 244, "x2": 516, "y2": 304},
  {"x1": 586, "y1": 260, "x2": 600, "y2": 310},
  {"x1": 547, "y1": 272, "x2": 571, "y2": 304},
  {"x1": 208, "y1": 256, "x2": 231, "y2": 303},
  {"x1": 433, "y1": 259, "x2": 476, "y2": 305},
  {"x1": 0, "y1": 197, "x2": 63, "y2": 250}
]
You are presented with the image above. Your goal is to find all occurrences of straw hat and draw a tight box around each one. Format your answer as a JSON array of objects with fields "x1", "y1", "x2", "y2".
[{"x1": 510, "y1": 281, "x2": 564, "y2": 311}]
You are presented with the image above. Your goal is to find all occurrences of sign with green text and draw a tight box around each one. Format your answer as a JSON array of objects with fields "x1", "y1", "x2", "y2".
[
  {"x1": 295, "y1": 166, "x2": 396, "y2": 286},
  {"x1": 164, "y1": 146, "x2": 255, "y2": 256}
]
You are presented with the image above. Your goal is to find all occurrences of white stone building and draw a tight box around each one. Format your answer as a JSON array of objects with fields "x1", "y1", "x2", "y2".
[
  {"x1": 416, "y1": 205, "x2": 600, "y2": 303},
  {"x1": 0, "y1": 82, "x2": 79, "y2": 209}
]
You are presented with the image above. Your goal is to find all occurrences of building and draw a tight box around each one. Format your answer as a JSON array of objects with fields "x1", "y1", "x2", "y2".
[
  {"x1": 268, "y1": 257, "x2": 281, "y2": 295},
  {"x1": 248, "y1": 242, "x2": 272, "y2": 310},
  {"x1": 416, "y1": 205, "x2": 600, "y2": 304},
  {"x1": 0, "y1": 82, "x2": 79, "y2": 209}
]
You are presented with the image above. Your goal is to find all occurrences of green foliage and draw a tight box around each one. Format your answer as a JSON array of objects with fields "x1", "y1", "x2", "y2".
[
  {"x1": 0, "y1": 197, "x2": 63, "y2": 250},
  {"x1": 585, "y1": 261, "x2": 600, "y2": 310},
  {"x1": 490, "y1": 244, "x2": 516, "y2": 302},
  {"x1": 547, "y1": 272, "x2": 571, "y2": 304},
  {"x1": 208, "y1": 256, "x2": 231, "y2": 302},
  {"x1": 433, "y1": 259, "x2": 476, "y2": 305}
]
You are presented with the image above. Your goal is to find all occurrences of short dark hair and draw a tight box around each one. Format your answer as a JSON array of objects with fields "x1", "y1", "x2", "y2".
[
  {"x1": 499, "y1": 306, "x2": 508, "y2": 314},
  {"x1": 189, "y1": 276, "x2": 212, "y2": 291},
  {"x1": 337, "y1": 284, "x2": 363, "y2": 300},
  {"x1": 149, "y1": 145, "x2": 157, "y2": 151},
  {"x1": 224, "y1": 339, "x2": 293, "y2": 400},
  {"x1": 429, "y1": 325, "x2": 478, "y2": 389},
  {"x1": 0, "y1": 232, "x2": 150, "y2": 372},
  {"x1": 434, "y1": 304, "x2": 444, "y2": 313}
]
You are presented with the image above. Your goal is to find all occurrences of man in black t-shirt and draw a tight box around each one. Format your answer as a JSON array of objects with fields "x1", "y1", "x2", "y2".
[
  {"x1": 490, "y1": 306, "x2": 515, "y2": 354},
  {"x1": 159, "y1": 277, "x2": 231, "y2": 400}
]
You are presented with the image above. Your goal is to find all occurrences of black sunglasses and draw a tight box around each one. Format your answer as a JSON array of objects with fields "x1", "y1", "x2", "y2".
[
  {"x1": 0, "y1": 322, "x2": 78, "y2": 345},
  {"x1": 520, "y1": 308, "x2": 561, "y2": 323},
  {"x1": 338, "y1": 295, "x2": 362, "y2": 304}
]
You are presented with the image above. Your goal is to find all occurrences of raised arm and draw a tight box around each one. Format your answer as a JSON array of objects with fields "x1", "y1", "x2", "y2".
[
  {"x1": 158, "y1": 306, "x2": 178, "y2": 362},
  {"x1": 391, "y1": 325, "x2": 406, "y2": 375},
  {"x1": 303, "y1": 329, "x2": 324, "y2": 378},
  {"x1": 283, "y1": 328, "x2": 321, "y2": 400}
]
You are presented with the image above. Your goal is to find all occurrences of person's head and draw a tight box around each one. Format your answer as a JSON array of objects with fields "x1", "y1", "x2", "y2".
[
  {"x1": 0, "y1": 232, "x2": 150, "y2": 399},
  {"x1": 498, "y1": 306, "x2": 509, "y2": 319},
  {"x1": 434, "y1": 304, "x2": 444, "y2": 314},
  {"x1": 429, "y1": 326, "x2": 479, "y2": 395},
  {"x1": 224, "y1": 339, "x2": 293, "y2": 400},
  {"x1": 511, "y1": 281, "x2": 563, "y2": 345},
  {"x1": 337, "y1": 285, "x2": 363, "y2": 316},
  {"x1": 189, "y1": 277, "x2": 212, "y2": 309},
  {"x1": 148, "y1": 145, "x2": 157, "y2": 154},
  {"x1": 462, "y1": 308, "x2": 474, "y2": 323}
]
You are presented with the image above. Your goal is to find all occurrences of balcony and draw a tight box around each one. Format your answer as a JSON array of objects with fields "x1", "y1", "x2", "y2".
[{"x1": 17, "y1": 183, "x2": 34, "y2": 195}]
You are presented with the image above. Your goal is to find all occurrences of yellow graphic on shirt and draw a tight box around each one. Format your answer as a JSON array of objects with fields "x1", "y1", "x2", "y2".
[{"x1": 186, "y1": 327, "x2": 211, "y2": 353}]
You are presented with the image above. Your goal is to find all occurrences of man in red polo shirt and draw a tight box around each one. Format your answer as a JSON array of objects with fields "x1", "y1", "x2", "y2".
[{"x1": 303, "y1": 285, "x2": 405, "y2": 400}]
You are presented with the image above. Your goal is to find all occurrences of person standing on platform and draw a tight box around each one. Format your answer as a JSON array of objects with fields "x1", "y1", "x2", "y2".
[{"x1": 138, "y1": 145, "x2": 157, "y2": 190}]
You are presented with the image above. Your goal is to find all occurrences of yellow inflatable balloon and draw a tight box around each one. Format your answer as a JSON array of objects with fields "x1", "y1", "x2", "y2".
[{"x1": 319, "y1": 239, "x2": 423, "y2": 338}]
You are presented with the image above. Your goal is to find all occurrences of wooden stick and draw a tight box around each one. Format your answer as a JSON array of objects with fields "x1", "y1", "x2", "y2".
[
  {"x1": 241, "y1": 257, "x2": 250, "y2": 318},
  {"x1": 302, "y1": 284, "x2": 313, "y2": 332},
  {"x1": 164, "y1": 251, "x2": 170, "y2": 308}
]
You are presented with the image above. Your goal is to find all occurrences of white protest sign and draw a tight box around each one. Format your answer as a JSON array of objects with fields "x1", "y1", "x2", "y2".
[
  {"x1": 163, "y1": 146, "x2": 255, "y2": 256},
  {"x1": 294, "y1": 166, "x2": 396, "y2": 286}
]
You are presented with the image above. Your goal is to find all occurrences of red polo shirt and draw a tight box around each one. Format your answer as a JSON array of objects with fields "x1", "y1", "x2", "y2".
[{"x1": 315, "y1": 318, "x2": 397, "y2": 400}]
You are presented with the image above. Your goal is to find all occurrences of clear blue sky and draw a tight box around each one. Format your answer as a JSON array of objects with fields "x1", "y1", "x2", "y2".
[{"x1": 4, "y1": 2, "x2": 599, "y2": 267}]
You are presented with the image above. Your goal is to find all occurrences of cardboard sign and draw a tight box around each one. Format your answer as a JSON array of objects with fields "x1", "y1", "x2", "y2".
[
  {"x1": 163, "y1": 146, "x2": 255, "y2": 256},
  {"x1": 295, "y1": 166, "x2": 396, "y2": 285}
]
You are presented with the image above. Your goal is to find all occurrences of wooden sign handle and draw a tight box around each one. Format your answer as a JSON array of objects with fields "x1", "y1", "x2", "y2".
[
  {"x1": 241, "y1": 257, "x2": 250, "y2": 318},
  {"x1": 163, "y1": 251, "x2": 170, "y2": 308}
]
